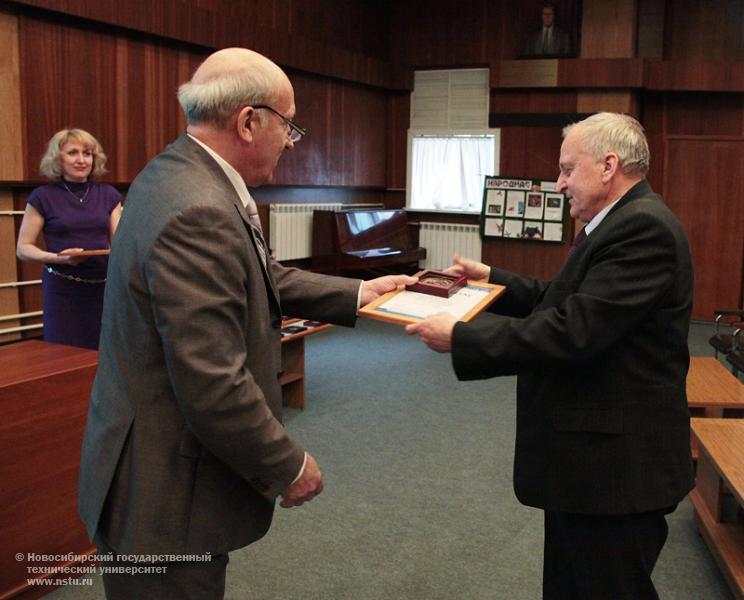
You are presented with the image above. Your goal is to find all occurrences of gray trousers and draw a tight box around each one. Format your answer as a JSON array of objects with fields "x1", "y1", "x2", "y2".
[{"x1": 96, "y1": 535, "x2": 229, "y2": 600}]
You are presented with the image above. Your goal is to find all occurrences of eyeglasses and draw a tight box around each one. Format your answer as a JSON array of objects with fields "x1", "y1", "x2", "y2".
[{"x1": 253, "y1": 105, "x2": 306, "y2": 143}]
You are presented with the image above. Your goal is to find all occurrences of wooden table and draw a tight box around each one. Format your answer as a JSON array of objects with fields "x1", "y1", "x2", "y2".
[
  {"x1": 0, "y1": 340, "x2": 98, "y2": 600},
  {"x1": 689, "y1": 418, "x2": 744, "y2": 600},
  {"x1": 687, "y1": 357, "x2": 744, "y2": 417},
  {"x1": 280, "y1": 319, "x2": 332, "y2": 410}
]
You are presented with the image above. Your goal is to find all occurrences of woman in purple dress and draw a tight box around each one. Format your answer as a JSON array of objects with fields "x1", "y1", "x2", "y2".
[{"x1": 16, "y1": 128, "x2": 122, "y2": 349}]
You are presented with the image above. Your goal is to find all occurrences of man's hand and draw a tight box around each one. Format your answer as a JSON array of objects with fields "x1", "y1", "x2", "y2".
[
  {"x1": 444, "y1": 254, "x2": 489, "y2": 281},
  {"x1": 360, "y1": 274, "x2": 418, "y2": 306},
  {"x1": 279, "y1": 453, "x2": 323, "y2": 508},
  {"x1": 405, "y1": 312, "x2": 457, "y2": 353}
]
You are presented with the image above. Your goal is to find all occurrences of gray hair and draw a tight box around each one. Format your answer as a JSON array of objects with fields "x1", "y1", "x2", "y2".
[
  {"x1": 177, "y1": 70, "x2": 275, "y2": 127},
  {"x1": 563, "y1": 112, "x2": 650, "y2": 175}
]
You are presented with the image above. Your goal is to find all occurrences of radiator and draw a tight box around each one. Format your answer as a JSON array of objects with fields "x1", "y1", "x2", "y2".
[
  {"x1": 418, "y1": 222, "x2": 482, "y2": 270},
  {"x1": 269, "y1": 203, "x2": 343, "y2": 261}
]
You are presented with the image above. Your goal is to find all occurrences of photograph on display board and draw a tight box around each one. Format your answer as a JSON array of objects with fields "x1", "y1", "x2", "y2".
[
  {"x1": 480, "y1": 175, "x2": 568, "y2": 244},
  {"x1": 484, "y1": 218, "x2": 505, "y2": 237},
  {"x1": 485, "y1": 189, "x2": 506, "y2": 216},
  {"x1": 524, "y1": 192, "x2": 544, "y2": 220},
  {"x1": 523, "y1": 220, "x2": 543, "y2": 239},
  {"x1": 505, "y1": 191, "x2": 525, "y2": 217},
  {"x1": 544, "y1": 193, "x2": 565, "y2": 221},
  {"x1": 503, "y1": 219, "x2": 524, "y2": 238},
  {"x1": 543, "y1": 222, "x2": 564, "y2": 241}
]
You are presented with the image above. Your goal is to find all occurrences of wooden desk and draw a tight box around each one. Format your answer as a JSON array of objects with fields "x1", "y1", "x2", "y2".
[
  {"x1": 689, "y1": 419, "x2": 744, "y2": 600},
  {"x1": 280, "y1": 319, "x2": 332, "y2": 410},
  {"x1": 687, "y1": 357, "x2": 744, "y2": 417},
  {"x1": 0, "y1": 340, "x2": 98, "y2": 600}
]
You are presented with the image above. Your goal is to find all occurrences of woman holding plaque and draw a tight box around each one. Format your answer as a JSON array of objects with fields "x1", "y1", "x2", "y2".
[{"x1": 16, "y1": 128, "x2": 122, "y2": 349}]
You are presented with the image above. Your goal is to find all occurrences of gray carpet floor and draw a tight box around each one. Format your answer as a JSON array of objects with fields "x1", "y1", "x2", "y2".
[{"x1": 48, "y1": 320, "x2": 734, "y2": 599}]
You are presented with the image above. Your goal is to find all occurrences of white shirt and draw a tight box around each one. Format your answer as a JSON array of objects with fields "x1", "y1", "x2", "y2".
[{"x1": 585, "y1": 196, "x2": 623, "y2": 236}]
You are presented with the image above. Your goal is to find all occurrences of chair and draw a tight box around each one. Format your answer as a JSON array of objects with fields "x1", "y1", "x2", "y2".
[
  {"x1": 709, "y1": 309, "x2": 744, "y2": 358},
  {"x1": 726, "y1": 327, "x2": 744, "y2": 378}
]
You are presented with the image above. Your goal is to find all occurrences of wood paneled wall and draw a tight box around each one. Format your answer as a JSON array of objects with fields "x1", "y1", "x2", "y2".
[
  {"x1": 20, "y1": 16, "x2": 200, "y2": 183},
  {"x1": 4, "y1": 0, "x2": 744, "y2": 326},
  {"x1": 10, "y1": 0, "x2": 407, "y2": 89}
]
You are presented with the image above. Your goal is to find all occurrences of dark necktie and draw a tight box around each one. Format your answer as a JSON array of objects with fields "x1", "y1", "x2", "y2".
[{"x1": 565, "y1": 227, "x2": 587, "y2": 260}]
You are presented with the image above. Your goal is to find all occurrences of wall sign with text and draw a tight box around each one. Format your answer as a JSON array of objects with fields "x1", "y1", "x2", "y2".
[{"x1": 480, "y1": 176, "x2": 568, "y2": 243}]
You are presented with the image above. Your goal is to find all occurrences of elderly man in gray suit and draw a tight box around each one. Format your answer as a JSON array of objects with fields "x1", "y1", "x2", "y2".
[{"x1": 78, "y1": 47, "x2": 413, "y2": 599}]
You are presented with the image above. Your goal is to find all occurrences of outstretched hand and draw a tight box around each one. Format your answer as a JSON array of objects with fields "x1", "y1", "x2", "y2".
[
  {"x1": 444, "y1": 254, "x2": 489, "y2": 281},
  {"x1": 360, "y1": 274, "x2": 418, "y2": 306},
  {"x1": 405, "y1": 312, "x2": 457, "y2": 353}
]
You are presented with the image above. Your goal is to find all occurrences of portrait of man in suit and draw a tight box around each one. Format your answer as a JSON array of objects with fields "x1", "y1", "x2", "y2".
[
  {"x1": 77, "y1": 47, "x2": 413, "y2": 599},
  {"x1": 523, "y1": 2, "x2": 574, "y2": 57},
  {"x1": 407, "y1": 112, "x2": 694, "y2": 600}
]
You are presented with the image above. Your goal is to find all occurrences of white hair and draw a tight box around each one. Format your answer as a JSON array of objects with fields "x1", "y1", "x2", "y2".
[
  {"x1": 563, "y1": 112, "x2": 650, "y2": 175},
  {"x1": 177, "y1": 70, "x2": 275, "y2": 127}
]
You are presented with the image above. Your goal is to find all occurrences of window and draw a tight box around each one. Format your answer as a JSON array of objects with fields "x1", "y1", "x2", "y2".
[{"x1": 406, "y1": 130, "x2": 500, "y2": 213}]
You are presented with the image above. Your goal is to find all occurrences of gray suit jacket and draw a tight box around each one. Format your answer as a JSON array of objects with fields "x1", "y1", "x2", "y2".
[
  {"x1": 453, "y1": 180, "x2": 695, "y2": 515},
  {"x1": 78, "y1": 134, "x2": 360, "y2": 554}
]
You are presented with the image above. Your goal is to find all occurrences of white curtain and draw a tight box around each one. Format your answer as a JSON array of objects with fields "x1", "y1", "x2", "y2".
[{"x1": 410, "y1": 136, "x2": 494, "y2": 212}]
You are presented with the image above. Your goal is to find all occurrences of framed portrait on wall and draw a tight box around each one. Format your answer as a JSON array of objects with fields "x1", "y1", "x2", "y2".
[{"x1": 518, "y1": 1, "x2": 581, "y2": 59}]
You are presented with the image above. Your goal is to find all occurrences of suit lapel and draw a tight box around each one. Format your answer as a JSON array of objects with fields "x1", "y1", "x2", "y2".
[{"x1": 176, "y1": 135, "x2": 282, "y2": 309}]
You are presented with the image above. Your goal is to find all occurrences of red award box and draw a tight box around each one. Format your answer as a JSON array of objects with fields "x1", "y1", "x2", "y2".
[{"x1": 406, "y1": 270, "x2": 467, "y2": 298}]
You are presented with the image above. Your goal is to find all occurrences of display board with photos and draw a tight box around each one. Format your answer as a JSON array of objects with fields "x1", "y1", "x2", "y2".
[{"x1": 480, "y1": 176, "x2": 568, "y2": 243}]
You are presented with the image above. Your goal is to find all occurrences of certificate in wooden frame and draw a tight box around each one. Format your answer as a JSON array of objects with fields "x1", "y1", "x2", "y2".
[{"x1": 358, "y1": 281, "x2": 505, "y2": 326}]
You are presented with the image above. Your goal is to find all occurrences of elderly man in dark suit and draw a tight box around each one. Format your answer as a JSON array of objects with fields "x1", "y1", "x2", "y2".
[
  {"x1": 407, "y1": 112, "x2": 694, "y2": 600},
  {"x1": 78, "y1": 47, "x2": 412, "y2": 599}
]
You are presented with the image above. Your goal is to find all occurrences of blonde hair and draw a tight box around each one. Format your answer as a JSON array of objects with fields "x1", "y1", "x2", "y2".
[
  {"x1": 563, "y1": 113, "x2": 650, "y2": 175},
  {"x1": 40, "y1": 128, "x2": 108, "y2": 179}
]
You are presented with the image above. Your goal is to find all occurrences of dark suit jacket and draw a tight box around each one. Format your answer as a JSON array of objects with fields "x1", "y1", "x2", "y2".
[
  {"x1": 524, "y1": 25, "x2": 571, "y2": 56},
  {"x1": 78, "y1": 134, "x2": 360, "y2": 554},
  {"x1": 452, "y1": 180, "x2": 694, "y2": 515}
]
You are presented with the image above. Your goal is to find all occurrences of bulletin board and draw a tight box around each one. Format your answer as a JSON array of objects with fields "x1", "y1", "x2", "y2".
[{"x1": 480, "y1": 176, "x2": 568, "y2": 243}]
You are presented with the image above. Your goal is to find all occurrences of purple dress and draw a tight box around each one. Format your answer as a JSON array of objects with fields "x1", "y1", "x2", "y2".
[{"x1": 27, "y1": 180, "x2": 121, "y2": 349}]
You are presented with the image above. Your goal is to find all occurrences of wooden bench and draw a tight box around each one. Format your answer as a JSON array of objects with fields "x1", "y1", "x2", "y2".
[
  {"x1": 689, "y1": 418, "x2": 744, "y2": 600},
  {"x1": 687, "y1": 357, "x2": 744, "y2": 418}
]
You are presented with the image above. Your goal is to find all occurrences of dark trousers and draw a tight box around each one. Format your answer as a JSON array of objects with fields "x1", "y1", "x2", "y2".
[
  {"x1": 96, "y1": 535, "x2": 229, "y2": 600},
  {"x1": 543, "y1": 506, "x2": 674, "y2": 600}
]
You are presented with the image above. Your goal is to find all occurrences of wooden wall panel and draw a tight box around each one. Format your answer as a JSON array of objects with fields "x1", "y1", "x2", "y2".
[
  {"x1": 389, "y1": 0, "x2": 502, "y2": 68},
  {"x1": 499, "y1": 126, "x2": 563, "y2": 181},
  {"x1": 0, "y1": 10, "x2": 23, "y2": 180},
  {"x1": 11, "y1": 0, "x2": 409, "y2": 90},
  {"x1": 491, "y1": 90, "x2": 577, "y2": 114},
  {"x1": 272, "y1": 73, "x2": 388, "y2": 187},
  {"x1": 386, "y1": 92, "x2": 410, "y2": 190},
  {"x1": 665, "y1": 0, "x2": 744, "y2": 61},
  {"x1": 20, "y1": 17, "x2": 119, "y2": 181},
  {"x1": 580, "y1": 0, "x2": 637, "y2": 58},
  {"x1": 663, "y1": 137, "x2": 744, "y2": 320},
  {"x1": 17, "y1": 15, "x2": 390, "y2": 187}
]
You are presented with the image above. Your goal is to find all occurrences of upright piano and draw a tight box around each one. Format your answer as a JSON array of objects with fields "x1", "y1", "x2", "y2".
[{"x1": 311, "y1": 208, "x2": 426, "y2": 275}]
